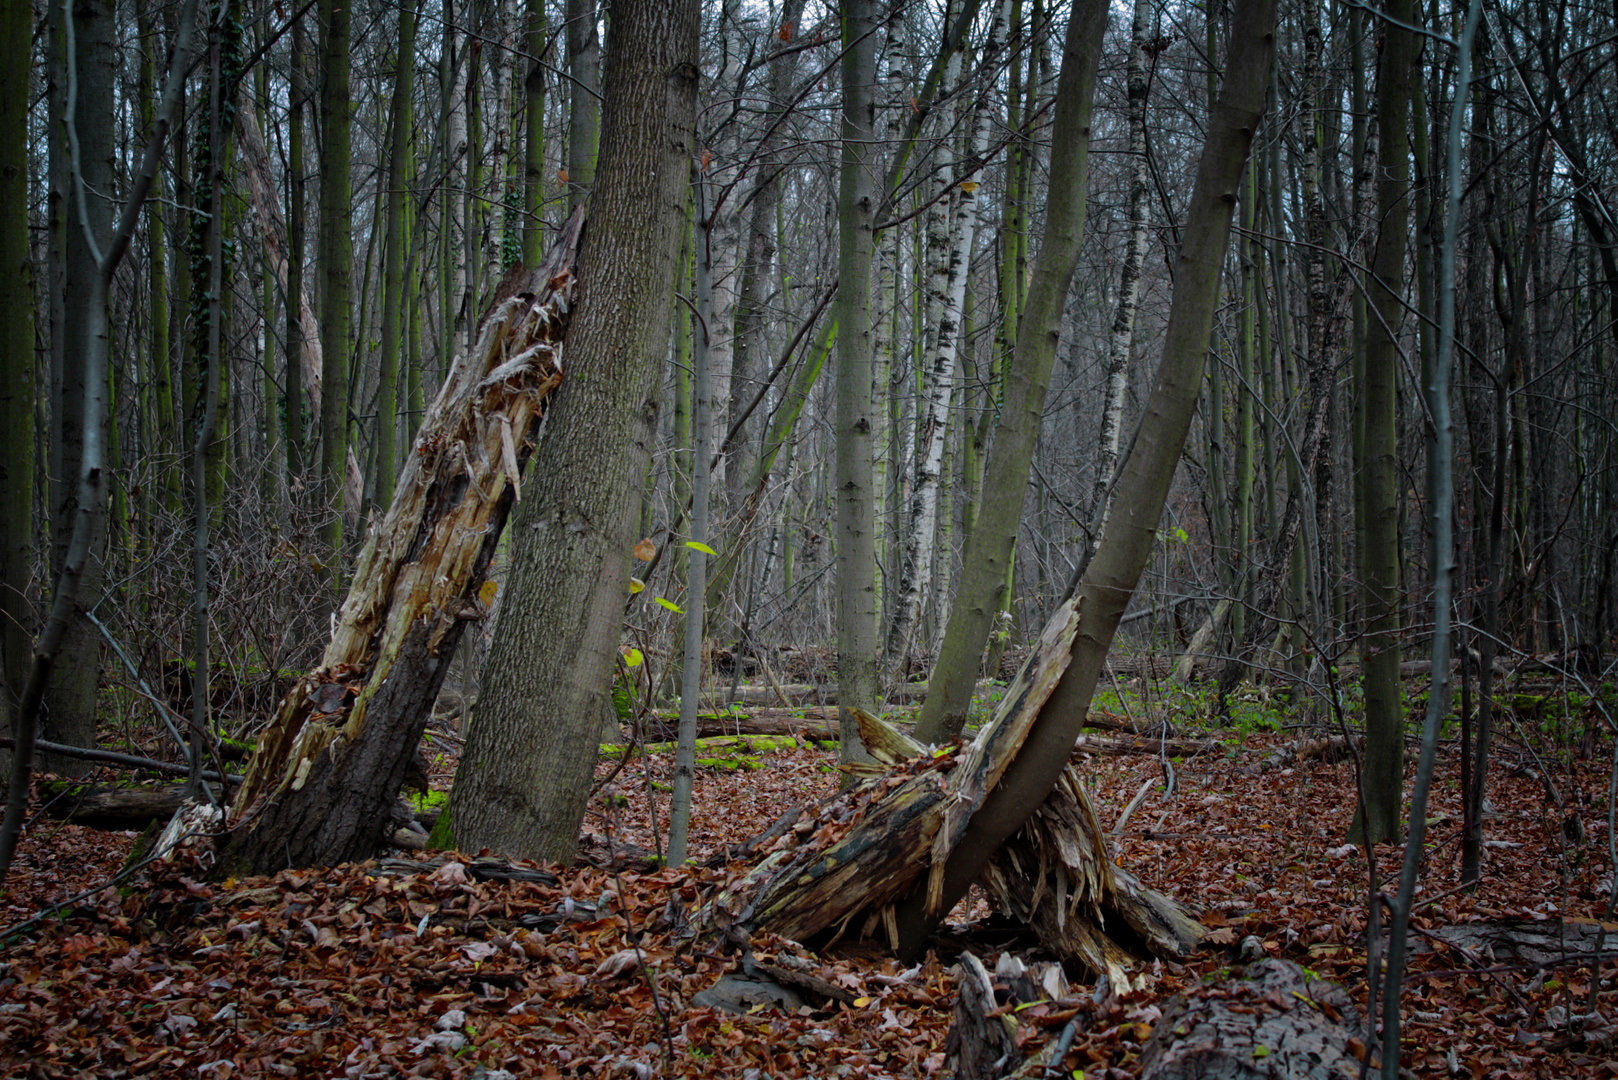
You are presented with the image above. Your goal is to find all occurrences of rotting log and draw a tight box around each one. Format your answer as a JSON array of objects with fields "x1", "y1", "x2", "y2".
[
  {"x1": 694, "y1": 602, "x2": 1202, "y2": 976},
  {"x1": 1139, "y1": 959, "x2": 1370, "y2": 1079},
  {"x1": 39, "y1": 781, "x2": 225, "y2": 829},
  {"x1": 221, "y1": 211, "x2": 583, "y2": 875}
]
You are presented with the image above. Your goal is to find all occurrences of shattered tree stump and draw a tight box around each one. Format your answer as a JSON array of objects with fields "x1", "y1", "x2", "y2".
[
  {"x1": 1139, "y1": 959, "x2": 1370, "y2": 1080},
  {"x1": 697, "y1": 599, "x2": 1202, "y2": 977},
  {"x1": 222, "y1": 212, "x2": 584, "y2": 875}
]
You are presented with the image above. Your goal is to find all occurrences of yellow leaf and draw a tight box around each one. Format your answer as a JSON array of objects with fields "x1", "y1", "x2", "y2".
[
  {"x1": 633, "y1": 538, "x2": 656, "y2": 561},
  {"x1": 477, "y1": 579, "x2": 499, "y2": 606},
  {"x1": 629, "y1": 577, "x2": 645, "y2": 594},
  {"x1": 960, "y1": 180, "x2": 980, "y2": 193},
  {"x1": 623, "y1": 647, "x2": 644, "y2": 668},
  {"x1": 655, "y1": 597, "x2": 683, "y2": 614},
  {"x1": 685, "y1": 540, "x2": 718, "y2": 557},
  {"x1": 852, "y1": 996, "x2": 871, "y2": 1007}
]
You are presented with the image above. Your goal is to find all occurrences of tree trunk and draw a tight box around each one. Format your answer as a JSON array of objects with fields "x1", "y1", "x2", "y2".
[
  {"x1": 432, "y1": 0, "x2": 699, "y2": 865},
  {"x1": 318, "y1": 0, "x2": 353, "y2": 569},
  {"x1": 222, "y1": 215, "x2": 582, "y2": 875},
  {"x1": 895, "y1": 0, "x2": 1276, "y2": 948},
  {"x1": 1354, "y1": 0, "x2": 1413, "y2": 843},
  {"x1": 563, "y1": 0, "x2": 599, "y2": 211},
  {"x1": 834, "y1": 0, "x2": 884, "y2": 759},
  {"x1": 914, "y1": 0, "x2": 1106, "y2": 744},
  {"x1": 0, "y1": 0, "x2": 32, "y2": 771},
  {"x1": 884, "y1": 2, "x2": 1008, "y2": 690},
  {"x1": 375, "y1": 0, "x2": 418, "y2": 513},
  {"x1": 1084, "y1": 0, "x2": 1152, "y2": 544},
  {"x1": 45, "y1": 0, "x2": 117, "y2": 773}
]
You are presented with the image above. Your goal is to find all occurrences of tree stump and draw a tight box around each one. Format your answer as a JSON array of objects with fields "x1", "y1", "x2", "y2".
[{"x1": 1139, "y1": 959, "x2": 1371, "y2": 1079}]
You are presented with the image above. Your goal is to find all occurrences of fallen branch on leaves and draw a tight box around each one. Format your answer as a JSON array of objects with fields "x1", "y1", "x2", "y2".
[{"x1": 0, "y1": 736, "x2": 240, "y2": 784}]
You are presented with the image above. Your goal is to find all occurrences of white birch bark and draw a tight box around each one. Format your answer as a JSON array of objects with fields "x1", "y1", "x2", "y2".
[
  {"x1": 1083, "y1": 0, "x2": 1152, "y2": 543},
  {"x1": 883, "y1": 1, "x2": 1009, "y2": 686}
]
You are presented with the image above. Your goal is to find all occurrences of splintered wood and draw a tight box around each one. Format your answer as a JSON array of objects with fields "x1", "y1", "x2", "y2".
[
  {"x1": 225, "y1": 211, "x2": 584, "y2": 874},
  {"x1": 700, "y1": 599, "x2": 1203, "y2": 977}
]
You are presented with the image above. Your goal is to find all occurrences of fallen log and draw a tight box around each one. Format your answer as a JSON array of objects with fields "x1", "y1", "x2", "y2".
[
  {"x1": 644, "y1": 707, "x2": 842, "y2": 741},
  {"x1": 221, "y1": 211, "x2": 583, "y2": 875},
  {"x1": 1073, "y1": 733, "x2": 1219, "y2": 758},
  {"x1": 39, "y1": 781, "x2": 226, "y2": 829},
  {"x1": 1139, "y1": 959, "x2": 1370, "y2": 1079}
]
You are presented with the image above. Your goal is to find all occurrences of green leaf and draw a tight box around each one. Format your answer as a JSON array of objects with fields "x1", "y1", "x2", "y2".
[
  {"x1": 623, "y1": 648, "x2": 644, "y2": 668},
  {"x1": 685, "y1": 540, "x2": 719, "y2": 557},
  {"x1": 655, "y1": 597, "x2": 683, "y2": 614},
  {"x1": 1252, "y1": 1045, "x2": 1269, "y2": 1059}
]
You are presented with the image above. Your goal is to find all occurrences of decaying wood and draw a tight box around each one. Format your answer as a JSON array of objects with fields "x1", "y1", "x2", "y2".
[
  {"x1": 39, "y1": 781, "x2": 225, "y2": 828},
  {"x1": 643, "y1": 707, "x2": 845, "y2": 742},
  {"x1": 1073, "y1": 732, "x2": 1219, "y2": 757},
  {"x1": 946, "y1": 951, "x2": 1022, "y2": 1080},
  {"x1": 1139, "y1": 959, "x2": 1369, "y2": 1079},
  {"x1": 696, "y1": 600, "x2": 1201, "y2": 976},
  {"x1": 223, "y1": 211, "x2": 584, "y2": 875}
]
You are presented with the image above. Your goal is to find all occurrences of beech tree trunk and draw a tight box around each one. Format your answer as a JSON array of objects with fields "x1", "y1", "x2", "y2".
[
  {"x1": 222, "y1": 215, "x2": 582, "y2": 875},
  {"x1": 833, "y1": 0, "x2": 884, "y2": 758},
  {"x1": 432, "y1": 0, "x2": 699, "y2": 865}
]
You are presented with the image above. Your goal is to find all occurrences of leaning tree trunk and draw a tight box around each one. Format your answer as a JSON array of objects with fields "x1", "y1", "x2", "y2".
[
  {"x1": 700, "y1": 0, "x2": 1275, "y2": 963},
  {"x1": 222, "y1": 212, "x2": 583, "y2": 875}
]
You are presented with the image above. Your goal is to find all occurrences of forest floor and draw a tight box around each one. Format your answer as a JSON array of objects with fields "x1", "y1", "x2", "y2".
[{"x1": 1, "y1": 680, "x2": 1615, "y2": 1078}]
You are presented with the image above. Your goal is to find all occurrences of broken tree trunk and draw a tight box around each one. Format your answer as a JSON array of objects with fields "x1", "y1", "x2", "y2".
[
  {"x1": 221, "y1": 211, "x2": 583, "y2": 875},
  {"x1": 695, "y1": 605, "x2": 1202, "y2": 977},
  {"x1": 694, "y1": 0, "x2": 1275, "y2": 968}
]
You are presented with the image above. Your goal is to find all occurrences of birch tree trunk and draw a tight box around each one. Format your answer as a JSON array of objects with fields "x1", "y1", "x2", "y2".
[
  {"x1": 914, "y1": 0, "x2": 1105, "y2": 744},
  {"x1": 1084, "y1": 0, "x2": 1152, "y2": 543},
  {"x1": 884, "y1": 3, "x2": 1008, "y2": 688}
]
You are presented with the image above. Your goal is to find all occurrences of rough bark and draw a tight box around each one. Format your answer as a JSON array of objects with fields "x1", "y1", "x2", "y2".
[
  {"x1": 1139, "y1": 960, "x2": 1369, "y2": 1080},
  {"x1": 433, "y1": 0, "x2": 699, "y2": 865},
  {"x1": 915, "y1": 0, "x2": 1107, "y2": 743},
  {"x1": 223, "y1": 215, "x2": 581, "y2": 875}
]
